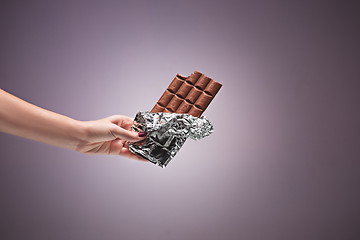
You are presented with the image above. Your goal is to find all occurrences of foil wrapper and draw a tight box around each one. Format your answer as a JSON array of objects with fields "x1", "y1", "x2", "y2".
[{"x1": 128, "y1": 111, "x2": 213, "y2": 168}]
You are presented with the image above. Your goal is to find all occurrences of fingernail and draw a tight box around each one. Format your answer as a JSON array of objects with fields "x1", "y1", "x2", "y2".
[{"x1": 138, "y1": 132, "x2": 148, "y2": 137}]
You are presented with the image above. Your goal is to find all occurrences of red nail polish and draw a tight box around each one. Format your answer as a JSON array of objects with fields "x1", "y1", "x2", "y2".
[{"x1": 138, "y1": 132, "x2": 148, "y2": 137}]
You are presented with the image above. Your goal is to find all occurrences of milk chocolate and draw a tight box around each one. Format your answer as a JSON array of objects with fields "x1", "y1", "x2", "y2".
[{"x1": 151, "y1": 71, "x2": 222, "y2": 117}]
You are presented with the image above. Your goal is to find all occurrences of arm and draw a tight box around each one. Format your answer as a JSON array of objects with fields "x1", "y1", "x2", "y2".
[{"x1": 0, "y1": 89, "x2": 147, "y2": 160}]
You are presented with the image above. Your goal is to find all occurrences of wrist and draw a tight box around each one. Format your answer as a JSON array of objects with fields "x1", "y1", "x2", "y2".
[{"x1": 70, "y1": 119, "x2": 90, "y2": 152}]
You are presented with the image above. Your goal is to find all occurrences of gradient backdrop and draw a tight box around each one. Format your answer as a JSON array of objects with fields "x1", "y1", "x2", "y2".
[{"x1": 1, "y1": 1, "x2": 360, "y2": 239}]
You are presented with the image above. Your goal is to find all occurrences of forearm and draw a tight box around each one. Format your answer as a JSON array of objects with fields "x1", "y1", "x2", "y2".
[{"x1": 0, "y1": 89, "x2": 86, "y2": 150}]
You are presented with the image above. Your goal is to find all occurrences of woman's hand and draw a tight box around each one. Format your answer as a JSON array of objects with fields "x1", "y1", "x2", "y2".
[
  {"x1": 76, "y1": 115, "x2": 147, "y2": 160},
  {"x1": 0, "y1": 89, "x2": 147, "y2": 161}
]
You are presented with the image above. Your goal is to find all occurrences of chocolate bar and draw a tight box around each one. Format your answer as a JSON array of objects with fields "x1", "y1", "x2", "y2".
[{"x1": 151, "y1": 71, "x2": 222, "y2": 117}]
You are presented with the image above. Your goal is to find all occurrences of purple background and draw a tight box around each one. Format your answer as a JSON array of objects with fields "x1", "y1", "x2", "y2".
[{"x1": 1, "y1": 0, "x2": 360, "y2": 239}]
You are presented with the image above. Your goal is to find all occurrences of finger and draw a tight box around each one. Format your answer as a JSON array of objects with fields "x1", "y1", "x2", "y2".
[
  {"x1": 107, "y1": 115, "x2": 135, "y2": 130},
  {"x1": 107, "y1": 115, "x2": 133, "y2": 125},
  {"x1": 108, "y1": 139, "x2": 124, "y2": 155},
  {"x1": 120, "y1": 119, "x2": 135, "y2": 130},
  {"x1": 111, "y1": 125, "x2": 147, "y2": 142},
  {"x1": 109, "y1": 140, "x2": 147, "y2": 161}
]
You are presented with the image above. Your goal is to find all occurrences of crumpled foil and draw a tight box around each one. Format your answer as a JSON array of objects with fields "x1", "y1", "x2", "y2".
[{"x1": 128, "y1": 111, "x2": 213, "y2": 168}]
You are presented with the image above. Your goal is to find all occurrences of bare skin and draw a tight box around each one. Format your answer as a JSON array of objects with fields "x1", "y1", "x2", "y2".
[{"x1": 0, "y1": 89, "x2": 147, "y2": 161}]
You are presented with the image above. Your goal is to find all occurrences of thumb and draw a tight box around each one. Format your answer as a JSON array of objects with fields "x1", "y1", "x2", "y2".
[{"x1": 112, "y1": 126, "x2": 147, "y2": 142}]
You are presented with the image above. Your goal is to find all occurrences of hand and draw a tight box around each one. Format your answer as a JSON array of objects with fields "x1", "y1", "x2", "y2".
[
  {"x1": 0, "y1": 89, "x2": 147, "y2": 162},
  {"x1": 76, "y1": 115, "x2": 147, "y2": 161}
]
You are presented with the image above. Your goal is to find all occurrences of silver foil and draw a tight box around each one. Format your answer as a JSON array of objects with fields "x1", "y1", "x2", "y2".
[{"x1": 128, "y1": 111, "x2": 213, "y2": 168}]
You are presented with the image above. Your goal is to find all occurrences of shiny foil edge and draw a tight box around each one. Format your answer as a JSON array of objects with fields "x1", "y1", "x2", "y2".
[{"x1": 128, "y1": 111, "x2": 213, "y2": 168}]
